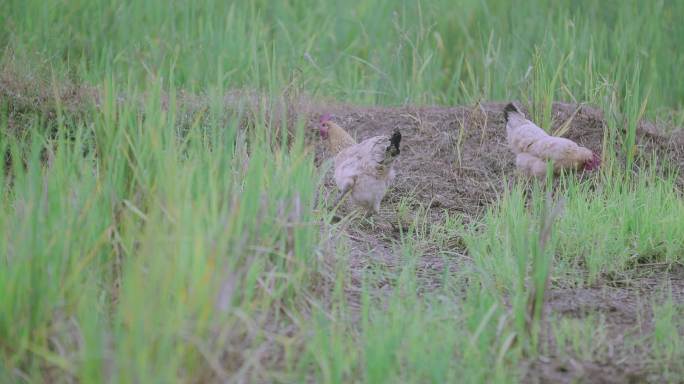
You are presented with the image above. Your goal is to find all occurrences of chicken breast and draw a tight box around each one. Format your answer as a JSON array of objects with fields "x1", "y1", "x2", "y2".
[
  {"x1": 333, "y1": 135, "x2": 398, "y2": 213},
  {"x1": 319, "y1": 115, "x2": 402, "y2": 214}
]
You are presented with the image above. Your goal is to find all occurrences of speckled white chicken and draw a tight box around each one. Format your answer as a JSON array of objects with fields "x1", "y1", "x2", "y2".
[
  {"x1": 504, "y1": 103, "x2": 600, "y2": 177},
  {"x1": 318, "y1": 115, "x2": 401, "y2": 214}
]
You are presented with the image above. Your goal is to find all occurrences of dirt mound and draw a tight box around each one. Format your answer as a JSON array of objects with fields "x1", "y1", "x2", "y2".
[
  {"x1": 310, "y1": 101, "x2": 683, "y2": 219},
  {"x1": 3, "y1": 66, "x2": 681, "y2": 199}
]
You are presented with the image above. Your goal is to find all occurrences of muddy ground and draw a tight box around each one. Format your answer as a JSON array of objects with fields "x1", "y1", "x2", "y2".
[{"x1": 307, "y1": 102, "x2": 684, "y2": 383}]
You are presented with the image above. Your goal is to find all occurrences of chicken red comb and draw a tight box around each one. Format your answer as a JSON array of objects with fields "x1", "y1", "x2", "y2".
[{"x1": 319, "y1": 113, "x2": 332, "y2": 124}]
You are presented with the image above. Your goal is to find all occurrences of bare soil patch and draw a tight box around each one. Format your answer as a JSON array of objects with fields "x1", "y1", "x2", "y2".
[
  {"x1": 524, "y1": 266, "x2": 684, "y2": 383},
  {"x1": 309, "y1": 101, "x2": 683, "y2": 217}
]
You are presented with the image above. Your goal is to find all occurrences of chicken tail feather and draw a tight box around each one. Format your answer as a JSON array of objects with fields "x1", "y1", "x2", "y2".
[
  {"x1": 503, "y1": 103, "x2": 522, "y2": 122},
  {"x1": 387, "y1": 130, "x2": 401, "y2": 157}
]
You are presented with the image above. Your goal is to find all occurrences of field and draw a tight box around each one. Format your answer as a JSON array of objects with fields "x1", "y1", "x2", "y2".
[{"x1": 1, "y1": 0, "x2": 684, "y2": 382}]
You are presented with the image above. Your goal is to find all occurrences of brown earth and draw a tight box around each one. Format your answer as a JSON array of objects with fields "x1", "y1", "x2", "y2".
[{"x1": 309, "y1": 101, "x2": 683, "y2": 215}]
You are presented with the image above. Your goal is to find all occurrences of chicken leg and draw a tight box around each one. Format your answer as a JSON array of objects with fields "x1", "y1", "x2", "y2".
[{"x1": 332, "y1": 186, "x2": 352, "y2": 210}]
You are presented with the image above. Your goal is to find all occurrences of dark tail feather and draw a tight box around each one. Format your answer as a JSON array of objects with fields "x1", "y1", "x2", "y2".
[
  {"x1": 387, "y1": 130, "x2": 401, "y2": 157},
  {"x1": 503, "y1": 103, "x2": 521, "y2": 122}
]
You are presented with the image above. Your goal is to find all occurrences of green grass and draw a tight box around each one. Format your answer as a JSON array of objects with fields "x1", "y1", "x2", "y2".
[
  {"x1": 1, "y1": 0, "x2": 683, "y2": 382},
  {"x1": 2, "y1": 0, "x2": 684, "y2": 114}
]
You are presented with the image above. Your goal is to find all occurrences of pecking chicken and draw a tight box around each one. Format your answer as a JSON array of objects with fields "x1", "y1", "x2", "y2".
[
  {"x1": 503, "y1": 103, "x2": 600, "y2": 177},
  {"x1": 318, "y1": 114, "x2": 401, "y2": 214}
]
